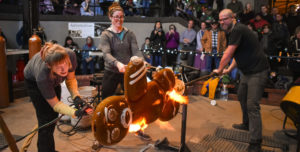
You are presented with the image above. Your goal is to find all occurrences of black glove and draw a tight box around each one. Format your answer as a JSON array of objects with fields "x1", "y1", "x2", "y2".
[
  {"x1": 74, "y1": 104, "x2": 92, "y2": 117},
  {"x1": 73, "y1": 96, "x2": 85, "y2": 109}
]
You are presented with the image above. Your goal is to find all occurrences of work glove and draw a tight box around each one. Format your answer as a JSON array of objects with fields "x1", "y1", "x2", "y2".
[
  {"x1": 73, "y1": 96, "x2": 85, "y2": 109},
  {"x1": 74, "y1": 104, "x2": 92, "y2": 117}
]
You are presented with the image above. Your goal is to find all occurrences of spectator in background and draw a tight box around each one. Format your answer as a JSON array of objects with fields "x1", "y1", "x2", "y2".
[
  {"x1": 82, "y1": 36, "x2": 96, "y2": 74},
  {"x1": 52, "y1": 0, "x2": 64, "y2": 14},
  {"x1": 165, "y1": 24, "x2": 180, "y2": 66},
  {"x1": 64, "y1": 36, "x2": 79, "y2": 50},
  {"x1": 246, "y1": 22, "x2": 259, "y2": 39},
  {"x1": 39, "y1": 0, "x2": 55, "y2": 14},
  {"x1": 91, "y1": 0, "x2": 103, "y2": 16},
  {"x1": 150, "y1": 21, "x2": 166, "y2": 66},
  {"x1": 288, "y1": 26, "x2": 300, "y2": 80},
  {"x1": 286, "y1": 5, "x2": 300, "y2": 36},
  {"x1": 201, "y1": 20, "x2": 226, "y2": 72},
  {"x1": 64, "y1": 36, "x2": 80, "y2": 74},
  {"x1": 207, "y1": 0, "x2": 224, "y2": 12},
  {"x1": 260, "y1": 24, "x2": 273, "y2": 55},
  {"x1": 194, "y1": 22, "x2": 208, "y2": 72},
  {"x1": 141, "y1": 37, "x2": 152, "y2": 64},
  {"x1": 175, "y1": 0, "x2": 184, "y2": 17},
  {"x1": 259, "y1": 5, "x2": 273, "y2": 24},
  {"x1": 250, "y1": 13, "x2": 269, "y2": 33},
  {"x1": 271, "y1": 7, "x2": 279, "y2": 21},
  {"x1": 142, "y1": 0, "x2": 150, "y2": 16},
  {"x1": 272, "y1": 13, "x2": 290, "y2": 55},
  {"x1": 80, "y1": 0, "x2": 94, "y2": 16},
  {"x1": 240, "y1": 2, "x2": 254, "y2": 24},
  {"x1": 124, "y1": 0, "x2": 135, "y2": 16},
  {"x1": 179, "y1": 19, "x2": 196, "y2": 66},
  {"x1": 226, "y1": 0, "x2": 243, "y2": 18},
  {"x1": 63, "y1": 0, "x2": 81, "y2": 15}
]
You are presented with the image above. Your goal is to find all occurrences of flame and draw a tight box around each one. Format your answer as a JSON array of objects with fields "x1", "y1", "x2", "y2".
[
  {"x1": 167, "y1": 89, "x2": 189, "y2": 104},
  {"x1": 155, "y1": 120, "x2": 175, "y2": 131},
  {"x1": 129, "y1": 118, "x2": 148, "y2": 132}
]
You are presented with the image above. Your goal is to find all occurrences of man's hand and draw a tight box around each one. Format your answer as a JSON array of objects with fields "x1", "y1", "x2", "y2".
[
  {"x1": 213, "y1": 69, "x2": 222, "y2": 75},
  {"x1": 222, "y1": 68, "x2": 230, "y2": 74}
]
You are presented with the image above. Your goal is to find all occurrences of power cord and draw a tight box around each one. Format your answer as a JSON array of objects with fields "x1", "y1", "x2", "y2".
[{"x1": 0, "y1": 115, "x2": 62, "y2": 151}]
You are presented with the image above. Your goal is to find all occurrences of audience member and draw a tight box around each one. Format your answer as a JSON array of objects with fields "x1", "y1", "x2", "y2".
[
  {"x1": 226, "y1": 0, "x2": 243, "y2": 17},
  {"x1": 288, "y1": 26, "x2": 300, "y2": 80},
  {"x1": 64, "y1": 36, "x2": 80, "y2": 73},
  {"x1": 272, "y1": 13, "x2": 290, "y2": 54},
  {"x1": 194, "y1": 22, "x2": 208, "y2": 72},
  {"x1": 141, "y1": 37, "x2": 152, "y2": 64},
  {"x1": 124, "y1": 0, "x2": 135, "y2": 16},
  {"x1": 250, "y1": 13, "x2": 269, "y2": 33},
  {"x1": 285, "y1": 5, "x2": 300, "y2": 36},
  {"x1": 207, "y1": 0, "x2": 224, "y2": 12},
  {"x1": 179, "y1": 19, "x2": 196, "y2": 66},
  {"x1": 271, "y1": 7, "x2": 279, "y2": 21},
  {"x1": 64, "y1": 36, "x2": 79, "y2": 49},
  {"x1": 175, "y1": 0, "x2": 184, "y2": 17},
  {"x1": 165, "y1": 24, "x2": 180, "y2": 66},
  {"x1": 80, "y1": 0, "x2": 94, "y2": 16},
  {"x1": 246, "y1": 22, "x2": 259, "y2": 39},
  {"x1": 91, "y1": 0, "x2": 103, "y2": 16},
  {"x1": 260, "y1": 24, "x2": 273, "y2": 55},
  {"x1": 142, "y1": 0, "x2": 150, "y2": 16},
  {"x1": 240, "y1": 2, "x2": 254, "y2": 24},
  {"x1": 52, "y1": 0, "x2": 64, "y2": 14},
  {"x1": 150, "y1": 21, "x2": 166, "y2": 66},
  {"x1": 40, "y1": 0, "x2": 55, "y2": 14},
  {"x1": 201, "y1": 20, "x2": 226, "y2": 72},
  {"x1": 259, "y1": 5, "x2": 273, "y2": 24},
  {"x1": 63, "y1": 0, "x2": 81, "y2": 15},
  {"x1": 82, "y1": 36, "x2": 96, "y2": 74}
]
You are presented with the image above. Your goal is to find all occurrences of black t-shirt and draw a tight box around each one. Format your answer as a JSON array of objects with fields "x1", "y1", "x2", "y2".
[
  {"x1": 228, "y1": 23, "x2": 269, "y2": 74},
  {"x1": 24, "y1": 49, "x2": 77, "y2": 99}
]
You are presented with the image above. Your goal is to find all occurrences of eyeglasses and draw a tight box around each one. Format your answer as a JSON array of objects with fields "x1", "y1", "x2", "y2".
[
  {"x1": 112, "y1": 15, "x2": 124, "y2": 20},
  {"x1": 219, "y1": 17, "x2": 230, "y2": 22}
]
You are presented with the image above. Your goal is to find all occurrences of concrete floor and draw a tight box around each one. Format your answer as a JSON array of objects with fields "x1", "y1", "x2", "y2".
[{"x1": 0, "y1": 96, "x2": 298, "y2": 152}]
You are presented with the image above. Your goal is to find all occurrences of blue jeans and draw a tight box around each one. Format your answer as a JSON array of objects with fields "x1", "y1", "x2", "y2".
[
  {"x1": 142, "y1": 0, "x2": 150, "y2": 15},
  {"x1": 82, "y1": 59, "x2": 95, "y2": 74},
  {"x1": 151, "y1": 55, "x2": 162, "y2": 66},
  {"x1": 206, "y1": 49, "x2": 220, "y2": 72}
]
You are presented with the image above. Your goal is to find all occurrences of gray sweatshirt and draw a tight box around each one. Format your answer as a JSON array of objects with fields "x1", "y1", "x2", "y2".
[{"x1": 98, "y1": 26, "x2": 144, "y2": 73}]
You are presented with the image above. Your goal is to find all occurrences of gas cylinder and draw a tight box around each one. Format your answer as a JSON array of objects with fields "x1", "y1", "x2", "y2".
[
  {"x1": 28, "y1": 30, "x2": 42, "y2": 59},
  {"x1": 0, "y1": 36, "x2": 10, "y2": 108}
]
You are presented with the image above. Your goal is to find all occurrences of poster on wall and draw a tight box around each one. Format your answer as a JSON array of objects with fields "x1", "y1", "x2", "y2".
[
  {"x1": 94, "y1": 23, "x2": 110, "y2": 37},
  {"x1": 68, "y1": 22, "x2": 94, "y2": 38}
]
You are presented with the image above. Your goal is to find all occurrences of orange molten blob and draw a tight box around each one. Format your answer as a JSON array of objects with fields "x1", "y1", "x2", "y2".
[
  {"x1": 129, "y1": 118, "x2": 148, "y2": 132},
  {"x1": 167, "y1": 89, "x2": 189, "y2": 104}
]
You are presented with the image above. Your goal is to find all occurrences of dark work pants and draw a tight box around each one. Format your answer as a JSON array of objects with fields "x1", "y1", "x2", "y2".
[
  {"x1": 237, "y1": 69, "x2": 268, "y2": 144},
  {"x1": 102, "y1": 70, "x2": 124, "y2": 100},
  {"x1": 25, "y1": 79, "x2": 61, "y2": 152}
]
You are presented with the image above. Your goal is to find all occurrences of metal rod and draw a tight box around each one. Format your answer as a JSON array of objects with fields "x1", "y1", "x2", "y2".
[
  {"x1": 185, "y1": 73, "x2": 218, "y2": 86},
  {"x1": 179, "y1": 104, "x2": 188, "y2": 152}
]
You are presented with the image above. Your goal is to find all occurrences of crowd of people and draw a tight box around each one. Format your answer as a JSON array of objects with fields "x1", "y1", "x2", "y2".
[{"x1": 140, "y1": 1, "x2": 300, "y2": 83}]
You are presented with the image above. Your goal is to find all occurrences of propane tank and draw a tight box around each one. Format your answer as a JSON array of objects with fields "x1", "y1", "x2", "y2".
[
  {"x1": 0, "y1": 36, "x2": 10, "y2": 108},
  {"x1": 28, "y1": 29, "x2": 42, "y2": 59}
]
